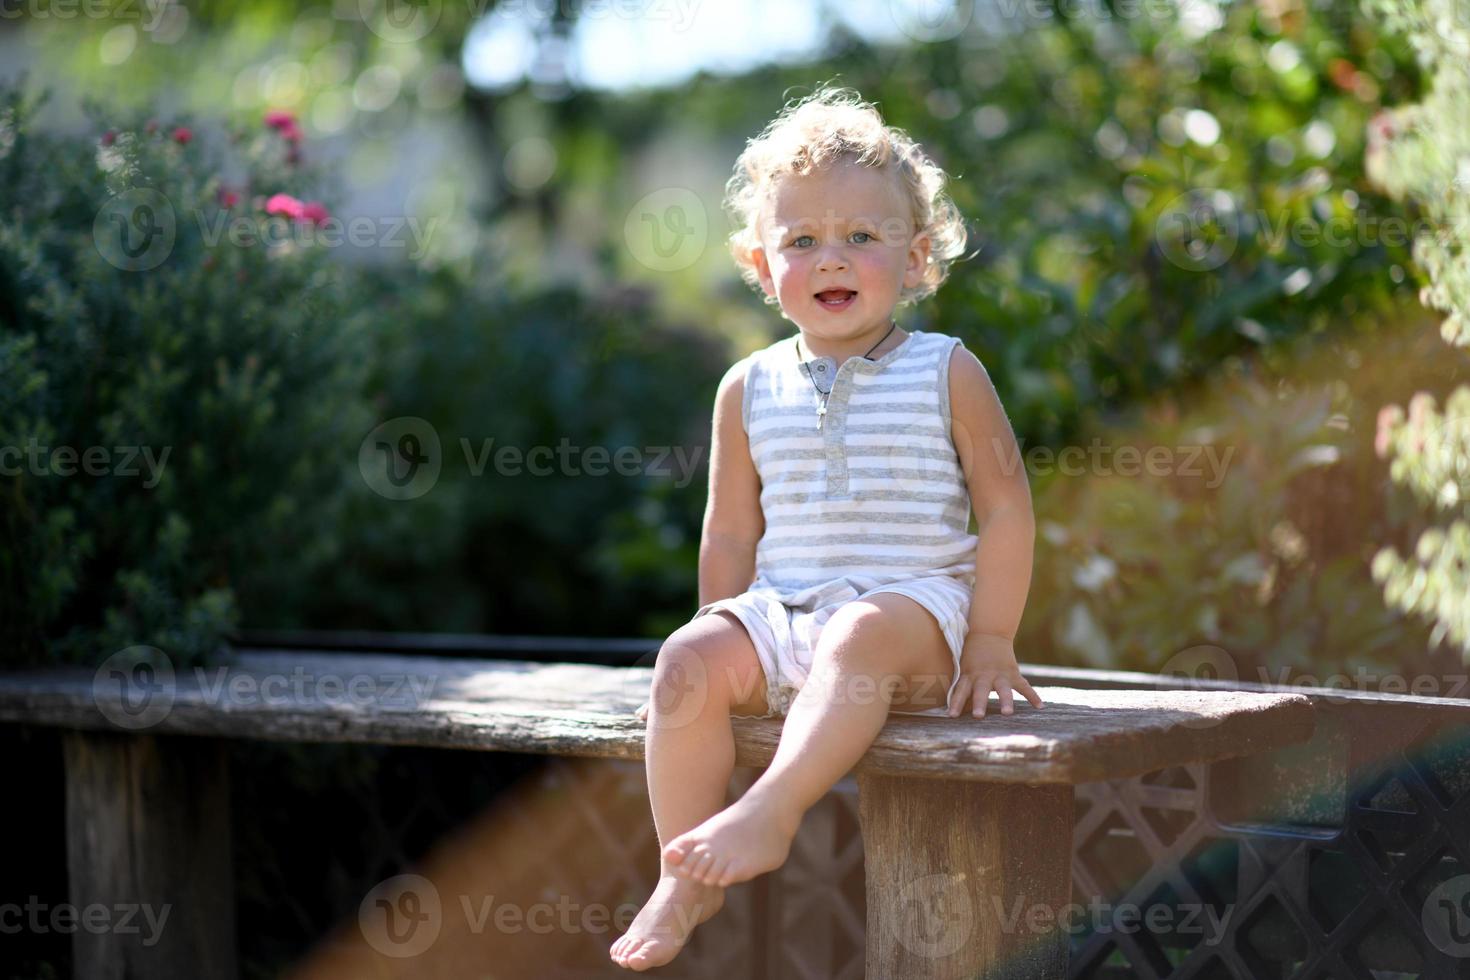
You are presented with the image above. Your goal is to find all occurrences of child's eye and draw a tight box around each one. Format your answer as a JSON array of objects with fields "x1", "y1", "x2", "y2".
[
  {"x1": 850, "y1": 231, "x2": 874, "y2": 244},
  {"x1": 791, "y1": 234, "x2": 814, "y2": 247}
]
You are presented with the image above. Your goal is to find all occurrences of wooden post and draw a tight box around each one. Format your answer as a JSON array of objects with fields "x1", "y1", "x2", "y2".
[
  {"x1": 63, "y1": 732, "x2": 237, "y2": 980},
  {"x1": 856, "y1": 774, "x2": 1073, "y2": 980}
]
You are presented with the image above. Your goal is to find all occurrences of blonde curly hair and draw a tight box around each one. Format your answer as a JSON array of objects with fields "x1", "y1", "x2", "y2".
[{"x1": 723, "y1": 85, "x2": 968, "y2": 308}]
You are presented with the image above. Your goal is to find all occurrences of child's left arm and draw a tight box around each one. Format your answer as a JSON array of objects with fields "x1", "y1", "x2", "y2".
[{"x1": 944, "y1": 344, "x2": 1045, "y2": 718}]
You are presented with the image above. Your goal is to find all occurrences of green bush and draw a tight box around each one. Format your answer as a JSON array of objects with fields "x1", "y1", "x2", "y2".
[
  {"x1": 1362, "y1": 0, "x2": 1470, "y2": 659},
  {"x1": 0, "y1": 82, "x2": 374, "y2": 666},
  {"x1": 1020, "y1": 310, "x2": 1463, "y2": 680},
  {"x1": 265, "y1": 268, "x2": 730, "y2": 641}
]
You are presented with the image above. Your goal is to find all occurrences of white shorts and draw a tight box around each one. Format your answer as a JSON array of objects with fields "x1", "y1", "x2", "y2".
[{"x1": 690, "y1": 574, "x2": 972, "y2": 719}]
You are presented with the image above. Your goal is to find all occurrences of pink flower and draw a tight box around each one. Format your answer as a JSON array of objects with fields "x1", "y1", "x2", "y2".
[
  {"x1": 1367, "y1": 110, "x2": 1396, "y2": 145},
  {"x1": 100, "y1": 130, "x2": 116, "y2": 147},
  {"x1": 263, "y1": 109, "x2": 297, "y2": 131},
  {"x1": 1374, "y1": 404, "x2": 1404, "y2": 459},
  {"x1": 264, "y1": 193, "x2": 330, "y2": 227},
  {"x1": 280, "y1": 121, "x2": 303, "y2": 143},
  {"x1": 265, "y1": 193, "x2": 306, "y2": 220},
  {"x1": 298, "y1": 201, "x2": 330, "y2": 226},
  {"x1": 217, "y1": 186, "x2": 240, "y2": 208},
  {"x1": 172, "y1": 126, "x2": 193, "y2": 145}
]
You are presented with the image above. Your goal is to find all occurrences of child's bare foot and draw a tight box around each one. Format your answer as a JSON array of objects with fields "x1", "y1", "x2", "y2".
[
  {"x1": 609, "y1": 873, "x2": 724, "y2": 971},
  {"x1": 662, "y1": 793, "x2": 801, "y2": 887}
]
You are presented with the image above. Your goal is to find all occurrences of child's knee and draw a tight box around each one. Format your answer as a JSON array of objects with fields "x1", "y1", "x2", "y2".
[{"x1": 653, "y1": 620, "x2": 765, "y2": 714}]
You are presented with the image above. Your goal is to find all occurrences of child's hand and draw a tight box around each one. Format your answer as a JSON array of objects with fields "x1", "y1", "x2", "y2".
[
  {"x1": 948, "y1": 633, "x2": 1044, "y2": 718},
  {"x1": 634, "y1": 699, "x2": 650, "y2": 722}
]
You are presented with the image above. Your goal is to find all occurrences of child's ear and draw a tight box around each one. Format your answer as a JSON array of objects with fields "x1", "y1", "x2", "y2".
[
  {"x1": 904, "y1": 230, "x2": 932, "y2": 289},
  {"x1": 751, "y1": 244, "x2": 777, "y2": 298}
]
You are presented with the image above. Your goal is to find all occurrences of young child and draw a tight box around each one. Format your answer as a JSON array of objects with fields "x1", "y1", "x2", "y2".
[{"x1": 610, "y1": 86, "x2": 1044, "y2": 972}]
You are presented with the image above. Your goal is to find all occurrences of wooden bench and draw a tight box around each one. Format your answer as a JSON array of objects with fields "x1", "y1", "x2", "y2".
[{"x1": 0, "y1": 649, "x2": 1317, "y2": 979}]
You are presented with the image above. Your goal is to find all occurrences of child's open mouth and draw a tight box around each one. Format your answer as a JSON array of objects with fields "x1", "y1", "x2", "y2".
[{"x1": 815, "y1": 289, "x2": 856, "y2": 311}]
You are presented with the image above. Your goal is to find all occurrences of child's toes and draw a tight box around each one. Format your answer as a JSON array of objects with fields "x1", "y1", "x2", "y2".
[
  {"x1": 678, "y1": 850, "x2": 709, "y2": 881},
  {"x1": 663, "y1": 839, "x2": 690, "y2": 865},
  {"x1": 698, "y1": 859, "x2": 719, "y2": 884}
]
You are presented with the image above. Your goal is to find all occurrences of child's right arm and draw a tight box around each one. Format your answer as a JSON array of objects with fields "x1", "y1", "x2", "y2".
[{"x1": 698, "y1": 357, "x2": 764, "y2": 607}]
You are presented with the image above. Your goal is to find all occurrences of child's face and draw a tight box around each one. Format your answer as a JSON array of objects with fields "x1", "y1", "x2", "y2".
[{"x1": 750, "y1": 158, "x2": 931, "y2": 338}]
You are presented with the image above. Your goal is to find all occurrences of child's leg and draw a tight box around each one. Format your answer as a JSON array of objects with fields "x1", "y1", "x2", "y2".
[
  {"x1": 645, "y1": 610, "x2": 771, "y2": 870},
  {"x1": 610, "y1": 610, "x2": 770, "y2": 971},
  {"x1": 663, "y1": 593, "x2": 952, "y2": 888}
]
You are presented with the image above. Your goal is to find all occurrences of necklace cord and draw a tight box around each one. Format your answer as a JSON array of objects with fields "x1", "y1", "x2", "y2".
[
  {"x1": 794, "y1": 321, "x2": 898, "y2": 430},
  {"x1": 796, "y1": 320, "x2": 898, "y2": 399},
  {"x1": 796, "y1": 319, "x2": 896, "y2": 367}
]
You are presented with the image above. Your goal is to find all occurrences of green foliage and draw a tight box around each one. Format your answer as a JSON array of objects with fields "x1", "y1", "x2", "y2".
[
  {"x1": 263, "y1": 269, "x2": 729, "y2": 640},
  {"x1": 904, "y1": 5, "x2": 1419, "y2": 443},
  {"x1": 5, "y1": 0, "x2": 1459, "y2": 676},
  {"x1": 479, "y1": 1, "x2": 1425, "y2": 447},
  {"x1": 1372, "y1": 387, "x2": 1470, "y2": 653},
  {"x1": 1361, "y1": 0, "x2": 1470, "y2": 659},
  {"x1": 0, "y1": 82, "x2": 375, "y2": 666},
  {"x1": 1021, "y1": 314, "x2": 1460, "y2": 678}
]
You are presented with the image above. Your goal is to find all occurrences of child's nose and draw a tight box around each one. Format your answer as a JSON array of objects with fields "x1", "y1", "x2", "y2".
[{"x1": 816, "y1": 247, "x2": 848, "y2": 272}]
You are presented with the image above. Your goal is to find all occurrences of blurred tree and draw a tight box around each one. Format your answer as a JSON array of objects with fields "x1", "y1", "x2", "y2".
[
  {"x1": 1362, "y1": 0, "x2": 1470, "y2": 660},
  {"x1": 0, "y1": 83, "x2": 375, "y2": 666}
]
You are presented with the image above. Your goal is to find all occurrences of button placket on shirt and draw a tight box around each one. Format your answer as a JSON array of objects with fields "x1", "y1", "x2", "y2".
[
  {"x1": 803, "y1": 348, "x2": 890, "y2": 499},
  {"x1": 822, "y1": 358, "x2": 864, "y2": 499}
]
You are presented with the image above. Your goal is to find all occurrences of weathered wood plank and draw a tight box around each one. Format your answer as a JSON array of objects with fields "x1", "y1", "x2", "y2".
[
  {"x1": 0, "y1": 651, "x2": 1316, "y2": 784},
  {"x1": 63, "y1": 732, "x2": 236, "y2": 980},
  {"x1": 857, "y1": 775, "x2": 1073, "y2": 979}
]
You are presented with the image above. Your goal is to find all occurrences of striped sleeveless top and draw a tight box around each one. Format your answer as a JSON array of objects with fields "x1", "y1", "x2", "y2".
[{"x1": 740, "y1": 328, "x2": 979, "y2": 599}]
